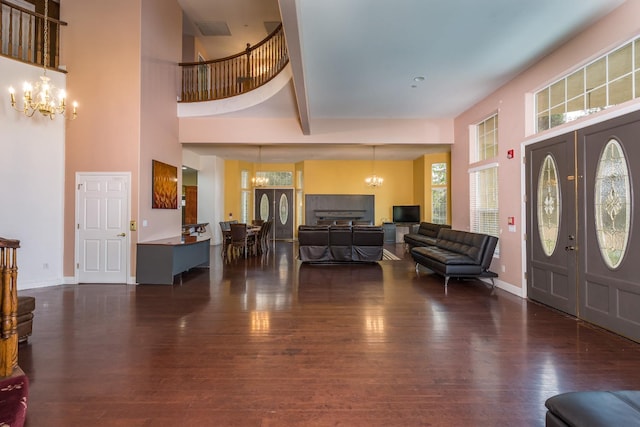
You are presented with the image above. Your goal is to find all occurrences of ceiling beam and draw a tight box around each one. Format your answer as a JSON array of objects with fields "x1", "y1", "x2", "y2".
[{"x1": 278, "y1": 0, "x2": 311, "y2": 135}]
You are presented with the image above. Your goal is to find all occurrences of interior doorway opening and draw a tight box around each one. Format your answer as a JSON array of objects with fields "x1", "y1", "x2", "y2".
[{"x1": 182, "y1": 166, "x2": 198, "y2": 225}]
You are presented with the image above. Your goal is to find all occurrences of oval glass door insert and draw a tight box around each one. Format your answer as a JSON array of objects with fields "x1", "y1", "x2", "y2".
[
  {"x1": 537, "y1": 154, "x2": 560, "y2": 256},
  {"x1": 279, "y1": 193, "x2": 289, "y2": 225},
  {"x1": 594, "y1": 138, "x2": 631, "y2": 269},
  {"x1": 260, "y1": 194, "x2": 269, "y2": 221}
]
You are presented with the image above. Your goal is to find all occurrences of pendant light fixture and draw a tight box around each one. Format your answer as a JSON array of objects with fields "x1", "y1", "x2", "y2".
[
  {"x1": 365, "y1": 146, "x2": 383, "y2": 188},
  {"x1": 8, "y1": 0, "x2": 77, "y2": 120},
  {"x1": 251, "y1": 146, "x2": 269, "y2": 187}
]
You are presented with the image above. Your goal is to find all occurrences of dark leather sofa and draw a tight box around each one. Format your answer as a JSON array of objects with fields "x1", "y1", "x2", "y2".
[
  {"x1": 410, "y1": 228, "x2": 498, "y2": 288},
  {"x1": 403, "y1": 222, "x2": 451, "y2": 249},
  {"x1": 545, "y1": 390, "x2": 640, "y2": 426},
  {"x1": 17, "y1": 296, "x2": 35, "y2": 343},
  {"x1": 298, "y1": 225, "x2": 384, "y2": 263}
]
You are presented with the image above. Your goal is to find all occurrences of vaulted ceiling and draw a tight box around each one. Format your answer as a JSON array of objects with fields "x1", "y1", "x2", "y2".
[{"x1": 177, "y1": 0, "x2": 625, "y2": 162}]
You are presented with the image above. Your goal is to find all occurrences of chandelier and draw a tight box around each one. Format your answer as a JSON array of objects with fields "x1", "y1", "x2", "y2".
[
  {"x1": 251, "y1": 146, "x2": 269, "y2": 187},
  {"x1": 8, "y1": 0, "x2": 77, "y2": 120},
  {"x1": 365, "y1": 146, "x2": 384, "y2": 188}
]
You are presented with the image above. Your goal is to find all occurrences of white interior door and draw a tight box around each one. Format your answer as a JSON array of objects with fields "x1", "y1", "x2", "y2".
[{"x1": 76, "y1": 173, "x2": 130, "y2": 283}]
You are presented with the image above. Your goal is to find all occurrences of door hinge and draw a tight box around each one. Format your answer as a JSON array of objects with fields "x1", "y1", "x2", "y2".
[
  {"x1": 523, "y1": 233, "x2": 527, "y2": 241},
  {"x1": 524, "y1": 271, "x2": 527, "y2": 280},
  {"x1": 77, "y1": 183, "x2": 82, "y2": 190},
  {"x1": 77, "y1": 223, "x2": 80, "y2": 229},
  {"x1": 76, "y1": 263, "x2": 79, "y2": 269}
]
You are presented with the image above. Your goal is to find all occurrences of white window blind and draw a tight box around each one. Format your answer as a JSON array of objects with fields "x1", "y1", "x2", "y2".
[
  {"x1": 240, "y1": 170, "x2": 249, "y2": 223},
  {"x1": 469, "y1": 165, "x2": 499, "y2": 256},
  {"x1": 431, "y1": 162, "x2": 447, "y2": 224}
]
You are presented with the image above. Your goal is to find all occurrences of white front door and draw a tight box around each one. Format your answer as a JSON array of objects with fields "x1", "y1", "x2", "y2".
[{"x1": 76, "y1": 173, "x2": 130, "y2": 283}]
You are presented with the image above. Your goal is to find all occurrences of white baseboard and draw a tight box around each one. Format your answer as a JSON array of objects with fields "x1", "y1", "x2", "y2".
[{"x1": 491, "y1": 278, "x2": 526, "y2": 298}]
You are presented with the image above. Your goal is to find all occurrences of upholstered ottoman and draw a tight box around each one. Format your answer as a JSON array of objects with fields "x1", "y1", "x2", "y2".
[
  {"x1": 545, "y1": 390, "x2": 640, "y2": 426},
  {"x1": 0, "y1": 373, "x2": 28, "y2": 427},
  {"x1": 17, "y1": 296, "x2": 35, "y2": 343}
]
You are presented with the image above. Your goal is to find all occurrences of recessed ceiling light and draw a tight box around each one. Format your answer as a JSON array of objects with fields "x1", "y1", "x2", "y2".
[{"x1": 413, "y1": 76, "x2": 425, "y2": 82}]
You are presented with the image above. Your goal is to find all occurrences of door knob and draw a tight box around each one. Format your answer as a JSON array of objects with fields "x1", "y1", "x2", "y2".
[
  {"x1": 117, "y1": 233, "x2": 126, "y2": 237},
  {"x1": 565, "y1": 245, "x2": 576, "y2": 251}
]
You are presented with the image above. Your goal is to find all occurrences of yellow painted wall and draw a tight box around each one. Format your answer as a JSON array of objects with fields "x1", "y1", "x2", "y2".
[
  {"x1": 412, "y1": 156, "x2": 426, "y2": 221},
  {"x1": 224, "y1": 160, "x2": 297, "y2": 222},
  {"x1": 223, "y1": 160, "x2": 250, "y2": 221},
  {"x1": 224, "y1": 154, "x2": 450, "y2": 226},
  {"x1": 302, "y1": 159, "x2": 414, "y2": 225}
]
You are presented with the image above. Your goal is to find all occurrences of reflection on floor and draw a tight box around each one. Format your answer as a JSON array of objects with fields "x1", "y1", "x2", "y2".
[{"x1": 17, "y1": 241, "x2": 640, "y2": 427}]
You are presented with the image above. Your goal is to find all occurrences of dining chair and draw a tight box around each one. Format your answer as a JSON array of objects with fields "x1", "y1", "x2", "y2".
[
  {"x1": 256, "y1": 220, "x2": 271, "y2": 254},
  {"x1": 229, "y1": 223, "x2": 256, "y2": 259},
  {"x1": 219, "y1": 221, "x2": 232, "y2": 258}
]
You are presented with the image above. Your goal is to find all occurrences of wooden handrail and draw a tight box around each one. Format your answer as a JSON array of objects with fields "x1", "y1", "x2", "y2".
[
  {"x1": 0, "y1": 0, "x2": 68, "y2": 70},
  {"x1": 0, "y1": 237, "x2": 20, "y2": 378},
  {"x1": 179, "y1": 23, "x2": 289, "y2": 102}
]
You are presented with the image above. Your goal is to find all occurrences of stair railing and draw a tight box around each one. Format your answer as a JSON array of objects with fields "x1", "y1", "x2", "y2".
[
  {"x1": 179, "y1": 23, "x2": 288, "y2": 102},
  {"x1": 0, "y1": 0, "x2": 67, "y2": 69}
]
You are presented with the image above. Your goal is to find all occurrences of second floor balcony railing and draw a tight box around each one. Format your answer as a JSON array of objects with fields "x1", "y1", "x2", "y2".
[
  {"x1": 179, "y1": 23, "x2": 289, "y2": 102},
  {"x1": 0, "y1": 0, "x2": 66, "y2": 69}
]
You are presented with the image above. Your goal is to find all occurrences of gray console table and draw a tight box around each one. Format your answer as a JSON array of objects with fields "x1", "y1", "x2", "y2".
[
  {"x1": 136, "y1": 235, "x2": 210, "y2": 285},
  {"x1": 382, "y1": 222, "x2": 396, "y2": 244}
]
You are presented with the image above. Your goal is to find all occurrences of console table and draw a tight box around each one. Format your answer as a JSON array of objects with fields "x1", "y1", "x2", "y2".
[{"x1": 136, "y1": 235, "x2": 210, "y2": 285}]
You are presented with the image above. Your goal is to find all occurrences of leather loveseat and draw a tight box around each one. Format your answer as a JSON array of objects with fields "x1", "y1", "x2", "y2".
[
  {"x1": 545, "y1": 390, "x2": 640, "y2": 426},
  {"x1": 410, "y1": 228, "x2": 498, "y2": 288},
  {"x1": 403, "y1": 221, "x2": 451, "y2": 250},
  {"x1": 298, "y1": 225, "x2": 384, "y2": 263}
]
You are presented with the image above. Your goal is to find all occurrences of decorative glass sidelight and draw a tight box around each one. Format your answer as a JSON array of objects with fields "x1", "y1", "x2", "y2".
[
  {"x1": 260, "y1": 194, "x2": 269, "y2": 221},
  {"x1": 594, "y1": 139, "x2": 631, "y2": 269},
  {"x1": 537, "y1": 154, "x2": 561, "y2": 256},
  {"x1": 279, "y1": 193, "x2": 289, "y2": 225}
]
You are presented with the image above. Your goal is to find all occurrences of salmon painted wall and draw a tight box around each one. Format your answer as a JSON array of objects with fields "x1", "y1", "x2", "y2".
[
  {"x1": 61, "y1": 0, "x2": 142, "y2": 279},
  {"x1": 181, "y1": 117, "x2": 454, "y2": 145},
  {"x1": 452, "y1": 1, "x2": 640, "y2": 294},
  {"x1": 138, "y1": 0, "x2": 183, "y2": 243},
  {"x1": 61, "y1": 0, "x2": 182, "y2": 279}
]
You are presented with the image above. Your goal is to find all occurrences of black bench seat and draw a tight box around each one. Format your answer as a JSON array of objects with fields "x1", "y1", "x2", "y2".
[
  {"x1": 410, "y1": 228, "x2": 498, "y2": 288},
  {"x1": 403, "y1": 221, "x2": 451, "y2": 250}
]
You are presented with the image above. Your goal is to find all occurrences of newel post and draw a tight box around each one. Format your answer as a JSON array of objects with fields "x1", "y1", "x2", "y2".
[{"x1": 0, "y1": 237, "x2": 20, "y2": 377}]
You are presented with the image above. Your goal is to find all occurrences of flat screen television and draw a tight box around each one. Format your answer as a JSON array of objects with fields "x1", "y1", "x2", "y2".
[{"x1": 392, "y1": 205, "x2": 420, "y2": 223}]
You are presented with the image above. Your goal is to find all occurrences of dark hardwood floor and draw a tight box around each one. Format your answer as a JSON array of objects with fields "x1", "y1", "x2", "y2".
[{"x1": 17, "y1": 242, "x2": 640, "y2": 426}]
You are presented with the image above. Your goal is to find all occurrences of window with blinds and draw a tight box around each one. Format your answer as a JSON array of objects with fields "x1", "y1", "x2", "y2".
[
  {"x1": 469, "y1": 165, "x2": 499, "y2": 256},
  {"x1": 431, "y1": 162, "x2": 447, "y2": 224},
  {"x1": 241, "y1": 170, "x2": 250, "y2": 223},
  {"x1": 474, "y1": 114, "x2": 498, "y2": 162},
  {"x1": 470, "y1": 113, "x2": 499, "y2": 255}
]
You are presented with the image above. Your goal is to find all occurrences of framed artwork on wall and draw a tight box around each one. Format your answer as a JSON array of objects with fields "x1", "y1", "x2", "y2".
[{"x1": 152, "y1": 160, "x2": 178, "y2": 209}]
